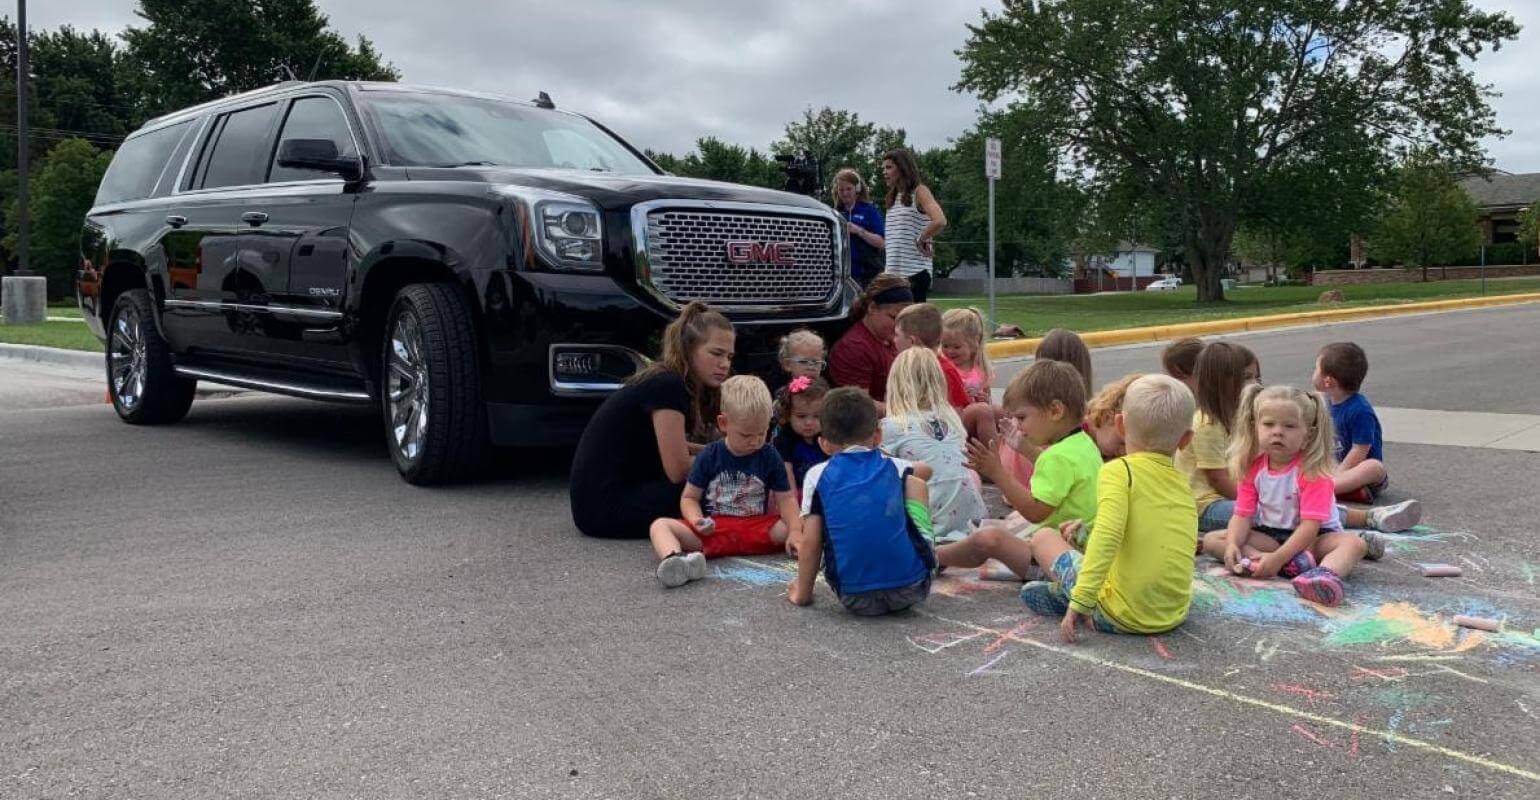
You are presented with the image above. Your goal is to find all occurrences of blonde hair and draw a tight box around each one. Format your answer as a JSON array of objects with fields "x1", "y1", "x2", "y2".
[
  {"x1": 719, "y1": 375, "x2": 773, "y2": 425},
  {"x1": 778, "y1": 328, "x2": 825, "y2": 363},
  {"x1": 1228, "y1": 384, "x2": 1336, "y2": 482},
  {"x1": 885, "y1": 347, "x2": 964, "y2": 436},
  {"x1": 942, "y1": 307, "x2": 991, "y2": 381},
  {"x1": 830, "y1": 167, "x2": 869, "y2": 205},
  {"x1": 1086, "y1": 373, "x2": 1143, "y2": 428},
  {"x1": 1121, "y1": 375, "x2": 1195, "y2": 454}
]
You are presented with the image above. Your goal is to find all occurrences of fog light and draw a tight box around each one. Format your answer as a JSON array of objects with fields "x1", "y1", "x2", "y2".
[{"x1": 555, "y1": 351, "x2": 601, "y2": 378}]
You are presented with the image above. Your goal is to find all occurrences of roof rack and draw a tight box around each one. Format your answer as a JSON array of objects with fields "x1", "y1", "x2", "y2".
[{"x1": 141, "y1": 81, "x2": 307, "y2": 127}]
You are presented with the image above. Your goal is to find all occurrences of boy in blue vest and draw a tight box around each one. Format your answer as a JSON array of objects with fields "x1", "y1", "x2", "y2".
[{"x1": 787, "y1": 387, "x2": 937, "y2": 615}]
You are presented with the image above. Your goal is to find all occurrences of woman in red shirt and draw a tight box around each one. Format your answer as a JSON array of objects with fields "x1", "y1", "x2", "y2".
[{"x1": 829, "y1": 274, "x2": 912, "y2": 411}]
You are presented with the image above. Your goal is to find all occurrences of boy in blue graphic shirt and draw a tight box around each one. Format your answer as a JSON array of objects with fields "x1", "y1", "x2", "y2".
[
  {"x1": 1312, "y1": 342, "x2": 1421, "y2": 541},
  {"x1": 788, "y1": 387, "x2": 936, "y2": 616}
]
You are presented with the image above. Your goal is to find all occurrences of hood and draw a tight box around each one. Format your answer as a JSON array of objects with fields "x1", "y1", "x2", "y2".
[{"x1": 407, "y1": 166, "x2": 831, "y2": 213}]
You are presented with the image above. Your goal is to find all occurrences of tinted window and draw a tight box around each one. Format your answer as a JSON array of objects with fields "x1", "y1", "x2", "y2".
[
  {"x1": 94, "y1": 120, "x2": 191, "y2": 205},
  {"x1": 358, "y1": 91, "x2": 654, "y2": 174},
  {"x1": 200, "y1": 103, "x2": 279, "y2": 189},
  {"x1": 268, "y1": 97, "x2": 358, "y2": 183}
]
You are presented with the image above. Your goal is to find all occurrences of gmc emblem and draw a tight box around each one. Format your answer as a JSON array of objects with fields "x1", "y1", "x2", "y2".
[{"x1": 725, "y1": 240, "x2": 796, "y2": 266}]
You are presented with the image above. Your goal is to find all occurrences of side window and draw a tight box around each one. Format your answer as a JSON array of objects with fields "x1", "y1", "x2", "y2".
[
  {"x1": 268, "y1": 97, "x2": 358, "y2": 183},
  {"x1": 94, "y1": 120, "x2": 191, "y2": 205},
  {"x1": 199, "y1": 103, "x2": 280, "y2": 189}
]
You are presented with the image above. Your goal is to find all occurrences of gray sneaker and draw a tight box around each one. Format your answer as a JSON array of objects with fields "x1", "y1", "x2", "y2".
[
  {"x1": 682, "y1": 551, "x2": 708, "y2": 581},
  {"x1": 1369, "y1": 499, "x2": 1422, "y2": 533},
  {"x1": 656, "y1": 554, "x2": 693, "y2": 588},
  {"x1": 1358, "y1": 530, "x2": 1388, "y2": 561}
]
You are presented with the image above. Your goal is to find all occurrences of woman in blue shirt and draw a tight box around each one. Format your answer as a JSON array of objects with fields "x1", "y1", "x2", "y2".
[{"x1": 832, "y1": 168, "x2": 885, "y2": 287}]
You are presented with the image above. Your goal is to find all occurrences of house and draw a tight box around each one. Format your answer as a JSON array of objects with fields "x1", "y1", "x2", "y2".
[
  {"x1": 1458, "y1": 170, "x2": 1540, "y2": 244},
  {"x1": 1073, "y1": 242, "x2": 1164, "y2": 292}
]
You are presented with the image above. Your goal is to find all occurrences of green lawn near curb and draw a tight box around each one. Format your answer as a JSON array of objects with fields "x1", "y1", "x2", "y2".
[
  {"x1": 0, "y1": 319, "x2": 104, "y2": 352},
  {"x1": 933, "y1": 276, "x2": 1540, "y2": 336}
]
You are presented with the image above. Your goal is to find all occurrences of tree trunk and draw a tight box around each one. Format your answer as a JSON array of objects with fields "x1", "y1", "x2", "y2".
[{"x1": 1187, "y1": 215, "x2": 1234, "y2": 302}]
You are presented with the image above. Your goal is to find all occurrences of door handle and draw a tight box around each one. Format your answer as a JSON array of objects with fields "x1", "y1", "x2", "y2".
[
  {"x1": 241, "y1": 211, "x2": 269, "y2": 226},
  {"x1": 165, "y1": 215, "x2": 187, "y2": 228}
]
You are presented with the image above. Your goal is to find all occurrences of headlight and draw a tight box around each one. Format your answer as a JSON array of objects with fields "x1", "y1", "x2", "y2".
[
  {"x1": 538, "y1": 201, "x2": 603, "y2": 269},
  {"x1": 495, "y1": 186, "x2": 605, "y2": 272}
]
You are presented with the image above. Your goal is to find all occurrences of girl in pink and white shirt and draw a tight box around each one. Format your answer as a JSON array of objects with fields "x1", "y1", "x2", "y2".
[{"x1": 1198, "y1": 384, "x2": 1368, "y2": 606}]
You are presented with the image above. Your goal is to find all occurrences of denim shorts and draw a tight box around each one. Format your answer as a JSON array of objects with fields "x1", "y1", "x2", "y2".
[
  {"x1": 841, "y1": 577, "x2": 930, "y2": 616},
  {"x1": 1198, "y1": 499, "x2": 1235, "y2": 532},
  {"x1": 1018, "y1": 551, "x2": 1124, "y2": 633}
]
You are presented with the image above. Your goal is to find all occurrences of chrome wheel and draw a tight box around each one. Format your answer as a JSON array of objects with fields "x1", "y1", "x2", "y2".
[
  {"x1": 109, "y1": 305, "x2": 147, "y2": 411},
  {"x1": 387, "y1": 310, "x2": 430, "y2": 462}
]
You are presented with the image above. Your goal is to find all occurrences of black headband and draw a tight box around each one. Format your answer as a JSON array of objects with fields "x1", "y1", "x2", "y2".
[{"x1": 871, "y1": 286, "x2": 914, "y2": 305}]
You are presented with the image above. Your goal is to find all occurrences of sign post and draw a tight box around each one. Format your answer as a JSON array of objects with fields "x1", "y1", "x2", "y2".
[{"x1": 984, "y1": 137, "x2": 1001, "y2": 331}]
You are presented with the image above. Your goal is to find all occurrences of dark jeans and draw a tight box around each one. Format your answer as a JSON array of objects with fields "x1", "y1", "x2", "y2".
[{"x1": 840, "y1": 577, "x2": 930, "y2": 616}]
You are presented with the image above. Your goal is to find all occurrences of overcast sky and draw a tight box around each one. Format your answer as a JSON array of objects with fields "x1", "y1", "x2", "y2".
[{"x1": 28, "y1": 0, "x2": 1540, "y2": 172}]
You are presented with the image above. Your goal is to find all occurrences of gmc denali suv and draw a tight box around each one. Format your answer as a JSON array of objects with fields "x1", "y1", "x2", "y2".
[{"x1": 78, "y1": 81, "x2": 853, "y2": 484}]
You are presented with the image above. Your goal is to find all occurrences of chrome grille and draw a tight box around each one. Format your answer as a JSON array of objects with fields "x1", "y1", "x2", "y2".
[{"x1": 642, "y1": 208, "x2": 837, "y2": 306}]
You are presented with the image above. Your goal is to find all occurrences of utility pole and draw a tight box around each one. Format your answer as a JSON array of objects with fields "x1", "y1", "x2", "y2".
[
  {"x1": 984, "y1": 137, "x2": 1000, "y2": 329},
  {"x1": 15, "y1": 0, "x2": 30, "y2": 276}
]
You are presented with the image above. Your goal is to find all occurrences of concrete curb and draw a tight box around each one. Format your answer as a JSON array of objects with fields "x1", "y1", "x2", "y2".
[
  {"x1": 0, "y1": 342, "x2": 104, "y2": 370},
  {"x1": 983, "y1": 291, "x2": 1540, "y2": 359}
]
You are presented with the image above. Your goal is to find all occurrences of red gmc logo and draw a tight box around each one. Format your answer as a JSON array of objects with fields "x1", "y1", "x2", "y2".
[{"x1": 725, "y1": 240, "x2": 796, "y2": 265}]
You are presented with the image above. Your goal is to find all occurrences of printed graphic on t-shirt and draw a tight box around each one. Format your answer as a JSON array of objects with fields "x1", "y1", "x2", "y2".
[{"x1": 705, "y1": 470, "x2": 770, "y2": 517}]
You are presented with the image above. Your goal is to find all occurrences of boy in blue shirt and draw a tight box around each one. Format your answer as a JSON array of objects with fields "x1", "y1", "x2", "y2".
[
  {"x1": 650, "y1": 376, "x2": 802, "y2": 588},
  {"x1": 788, "y1": 387, "x2": 937, "y2": 615},
  {"x1": 1312, "y1": 343, "x2": 1421, "y2": 546}
]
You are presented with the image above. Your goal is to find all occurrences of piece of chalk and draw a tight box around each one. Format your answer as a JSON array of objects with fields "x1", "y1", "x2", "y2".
[
  {"x1": 1418, "y1": 564, "x2": 1463, "y2": 577},
  {"x1": 1452, "y1": 614, "x2": 1501, "y2": 632}
]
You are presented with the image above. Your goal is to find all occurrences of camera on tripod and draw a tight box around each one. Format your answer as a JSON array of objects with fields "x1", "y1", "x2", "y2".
[{"x1": 775, "y1": 151, "x2": 822, "y2": 197}]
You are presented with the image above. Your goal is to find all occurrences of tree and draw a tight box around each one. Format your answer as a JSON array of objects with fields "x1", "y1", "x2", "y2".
[
  {"x1": 121, "y1": 0, "x2": 398, "y2": 118},
  {"x1": 1519, "y1": 204, "x2": 1540, "y2": 253},
  {"x1": 773, "y1": 107, "x2": 876, "y2": 188},
  {"x1": 4, "y1": 138, "x2": 113, "y2": 297},
  {"x1": 1371, "y1": 153, "x2": 1482, "y2": 280},
  {"x1": 649, "y1": 137, "x2": 783, "y2": 189},
  {"x1": 955, "y1": 0, "x2": 1520, "y2": 301}
]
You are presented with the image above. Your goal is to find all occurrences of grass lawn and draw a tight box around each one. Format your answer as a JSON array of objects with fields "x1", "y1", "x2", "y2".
[
  {"x1": 46, "y1": 303, "x2": 83, "y2": 318},
  {"x1": 934, "y1": 276, "x2": 1540, "y2": 336},
  {"x1": 0, "y1": 319, "x2": 104, "y2": 352}
]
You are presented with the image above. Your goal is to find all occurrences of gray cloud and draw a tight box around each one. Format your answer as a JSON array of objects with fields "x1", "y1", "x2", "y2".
[{"x1": 32, "y1": 0, "x2": 1540, "y2": 172}]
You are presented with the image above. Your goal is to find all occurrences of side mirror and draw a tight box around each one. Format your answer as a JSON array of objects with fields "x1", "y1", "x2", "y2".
[{"x1": 277, "y1": 138, "x2": 363, "y2": 181}]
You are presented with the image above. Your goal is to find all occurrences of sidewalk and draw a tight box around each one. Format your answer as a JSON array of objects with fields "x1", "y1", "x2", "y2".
[{"x1": 0, "y1": 343, "x2": 246, "y2": 411}]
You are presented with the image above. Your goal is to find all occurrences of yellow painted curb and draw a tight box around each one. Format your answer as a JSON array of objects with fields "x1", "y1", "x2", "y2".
[{"x1": 984, "y1": 291, "x2": 1540, "y2": 360}]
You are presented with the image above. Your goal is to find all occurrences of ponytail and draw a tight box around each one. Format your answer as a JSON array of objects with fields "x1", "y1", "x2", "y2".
[
  {"x1": 852, "y1": 273, "x2": 911, "y2": 321},
  {"x1": 633, "y1": 300, "x2": 734, "y2": 440}
]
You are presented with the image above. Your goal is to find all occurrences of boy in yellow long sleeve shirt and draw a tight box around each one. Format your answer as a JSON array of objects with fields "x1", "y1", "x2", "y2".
[{"x1": 1018, "y1": 374, "x2": 1199, "y2": 642}]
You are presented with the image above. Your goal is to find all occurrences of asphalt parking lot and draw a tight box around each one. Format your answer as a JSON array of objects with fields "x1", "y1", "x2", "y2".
[{"x1": 3, "y1": 304, "x2": 1538, "y2": 799}]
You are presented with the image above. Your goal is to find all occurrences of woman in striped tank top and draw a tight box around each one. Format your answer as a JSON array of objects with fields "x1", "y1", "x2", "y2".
[{"x1": 881, "y1": 148, "x2": 948, "y2": 302}]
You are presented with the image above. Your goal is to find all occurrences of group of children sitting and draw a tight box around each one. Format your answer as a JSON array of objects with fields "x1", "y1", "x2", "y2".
[{"x1": 647, "y1": 304, "x2": 1420, "y2": 643}]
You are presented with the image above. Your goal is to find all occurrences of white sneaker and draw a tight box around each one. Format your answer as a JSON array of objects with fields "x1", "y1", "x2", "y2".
[
  {"x1": 1369, "y1": 500, "x2": 1422, "y2": 533},
  {"x1": 656, "y1": 554, "x2": 692, "y2": 588},
  {"x1": 1357, "y1": 530, "x2": 1388, "y2": 561},
  {"x1": 682, "y1": 551, "x2": 708, "y2": 581}
]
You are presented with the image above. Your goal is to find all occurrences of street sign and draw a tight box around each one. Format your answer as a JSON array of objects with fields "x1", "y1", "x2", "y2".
[{"x1": 985, "y1": 137, "x2": 1002, "y2": 180}]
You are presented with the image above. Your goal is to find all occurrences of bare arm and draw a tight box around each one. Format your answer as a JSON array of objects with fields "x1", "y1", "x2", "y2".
[
  {"x1": 651, "y1": 409, "x2": 693, "y2": 484},
  {"x1": 965, "y1": 438, "x2": 1053, "y2": 522},
  {"x1": 775, "y1": 490, "x2": 803, "y2": 540},
  {"x1": 1339, "y1": 443, "x2": 1371, "y2": 472},
  {"x1": 909, "y1": 460, "x2": 934, "y2": 481},
  {"x1": 679, "y1": 484, "x2": 706, "y2": 527},
  {"x1": 847, "y1": 221, "x2": 885, "y2": 250},
  {"x1": 915, "y1": 185, "x2": 947, "y2": 239},
  {"x1": 1202, "y1": 468, "x2": 1239, "y2": 500},
  {"x1": 788, "y1": 516, "x2": 823, "y2": 606}
]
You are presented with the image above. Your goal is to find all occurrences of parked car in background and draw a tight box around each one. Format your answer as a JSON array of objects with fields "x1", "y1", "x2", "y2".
[
  {"x1": 1145, "y1": 275, "x2": 1182, "y2": 291},
  {"x1": 78, "y1": 81, "x2": 852, "y2": 484}
]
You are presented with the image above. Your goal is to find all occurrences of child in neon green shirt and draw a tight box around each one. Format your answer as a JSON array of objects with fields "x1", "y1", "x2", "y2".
[
  {"x1": 1019, "y1": 375, "x2": 1200, "y2": 641},
  {"x1": 937, "y1": 360, "x2": 1100, "y2": 578}
]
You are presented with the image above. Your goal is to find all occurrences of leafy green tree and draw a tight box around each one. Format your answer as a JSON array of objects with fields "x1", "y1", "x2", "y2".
[
  {"x1": 1519, "y1": 204, "x2": 1540, "y2": 253},
  {"x1": 650, "y1": 138, "x2": 782, "y2": 189},
  {"x1": 1371, "y1": 153, "x2": 1482, "y2": 280},
  {"x1": 121, "y1": 0, "x2": 398, "y2": 118},
  {"x1": 4, "y1": 138, "x2": 113, "y2": 297},
  {"x1": 955, "y1": 0, "x2": 1520, "y2": 301},
  {"x1": 773, "y1": 107, "x2": 876, "y2": 189}
]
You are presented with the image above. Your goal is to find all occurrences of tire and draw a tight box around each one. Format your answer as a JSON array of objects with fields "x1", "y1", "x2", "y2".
[
  {"x1": 106, "y1": 288, "x2": 196, "y2": 425},
  {"x1": 380, "y1": 283, "x2": 487, "y2": 485}
]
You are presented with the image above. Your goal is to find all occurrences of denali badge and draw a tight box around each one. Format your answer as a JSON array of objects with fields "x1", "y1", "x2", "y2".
[{"x1": 725, "y1": 241, "x2": 796, "y2": 266}]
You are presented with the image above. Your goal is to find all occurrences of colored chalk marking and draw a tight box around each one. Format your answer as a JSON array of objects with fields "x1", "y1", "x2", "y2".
[{"x1": 915, "y1": 610, "x2": 1540, "y2": 783}]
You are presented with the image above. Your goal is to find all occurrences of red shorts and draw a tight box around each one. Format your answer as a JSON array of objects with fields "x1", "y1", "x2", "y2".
[{"x1": 688, "y1": 514, "x2": 784, "y2": 558}]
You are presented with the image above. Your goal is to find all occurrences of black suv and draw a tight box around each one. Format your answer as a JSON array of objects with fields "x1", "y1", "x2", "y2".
[{"x1": 79, "y1": 81, "x2": 852, "y2": 483}]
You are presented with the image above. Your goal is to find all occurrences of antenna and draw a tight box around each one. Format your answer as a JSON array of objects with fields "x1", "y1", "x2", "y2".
[
  {"x1": 532, "y1": 91, "x2": 554, "y2": 109},
  {"x1": 306, "y1": 51, "x2": 326, "y2": 82}
]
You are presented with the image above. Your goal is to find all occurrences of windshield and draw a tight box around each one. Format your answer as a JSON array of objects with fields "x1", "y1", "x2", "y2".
[{"x1": 359, "y1": 91, "x2": 656, "y2": 174}]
